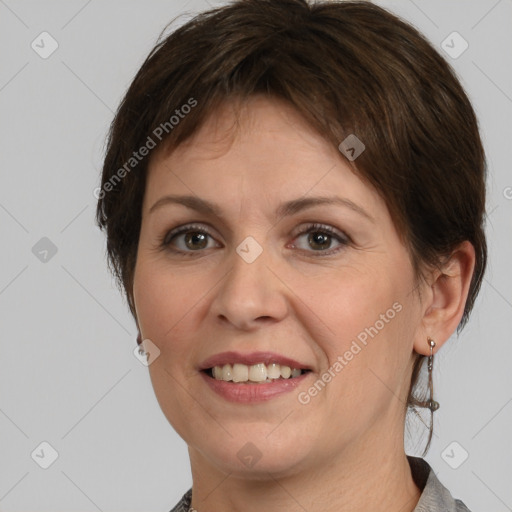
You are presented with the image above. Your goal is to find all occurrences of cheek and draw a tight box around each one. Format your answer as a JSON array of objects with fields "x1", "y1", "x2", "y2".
[
  {"x1": 318, "y1": 268, "x2": 417, "y2": 393},
  {"x1": 133, "y1": 260, "x2": 183, "y2": 338},
  {"x1": 133, "y1": 258, "x2": 217, "y2": 364},
  {"x1": 324, "y1": 272, "x2": 400, "y2": 345}
]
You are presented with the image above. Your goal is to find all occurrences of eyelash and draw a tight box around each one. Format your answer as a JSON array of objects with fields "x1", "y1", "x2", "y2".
[{"x1": 159, "y1": 222, "x2": 350, "y2": 257}]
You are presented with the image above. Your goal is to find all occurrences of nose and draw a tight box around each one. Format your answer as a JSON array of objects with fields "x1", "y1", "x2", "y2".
[{"x1": 209, "y1": 243, "x2": 289, "y2": 331}]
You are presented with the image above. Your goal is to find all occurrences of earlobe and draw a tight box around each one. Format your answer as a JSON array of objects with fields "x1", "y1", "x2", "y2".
[{"x1": 413, "y1": 241, "x2": 476, "y2": 356}]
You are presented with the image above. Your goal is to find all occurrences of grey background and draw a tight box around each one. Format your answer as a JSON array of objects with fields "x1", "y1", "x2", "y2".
[{"x1": 0, "y1": 0, "x2": 511, "y2": 511}]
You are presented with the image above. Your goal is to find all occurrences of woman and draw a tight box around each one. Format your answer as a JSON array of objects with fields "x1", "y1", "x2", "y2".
[{"x1": 96, "y1": 1, "x2": 486, "y2": 510}]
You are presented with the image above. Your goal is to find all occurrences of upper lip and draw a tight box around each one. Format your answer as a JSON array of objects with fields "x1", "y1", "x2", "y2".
[{"x1": 198, "y1": 351, "x2": 313, "y2": 371}]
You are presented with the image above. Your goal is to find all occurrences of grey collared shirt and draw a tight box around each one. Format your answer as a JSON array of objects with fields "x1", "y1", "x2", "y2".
[{"x1": 169, "y1": 456, "x2": 471, "y2": 512}]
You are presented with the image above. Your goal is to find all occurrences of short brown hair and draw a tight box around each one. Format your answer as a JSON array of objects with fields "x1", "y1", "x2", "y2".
[{"x1": 96, "y1": 0, "x2": 487, "y2": 450}]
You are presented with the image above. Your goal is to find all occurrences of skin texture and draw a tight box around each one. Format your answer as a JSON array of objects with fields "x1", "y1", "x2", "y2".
[{"x1": 132, "y1": 95, "x2": 475, "y2": 512}]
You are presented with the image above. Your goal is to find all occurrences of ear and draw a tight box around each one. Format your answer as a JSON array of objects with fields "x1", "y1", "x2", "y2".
[{"x1": 413, "y1": 241, "x2": 476, "y2": 356}]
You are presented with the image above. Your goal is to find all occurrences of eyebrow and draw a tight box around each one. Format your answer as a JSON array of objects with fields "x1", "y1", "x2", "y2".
[{"x1": 148, "y1": 194, "x2": 374, "y2": 222}]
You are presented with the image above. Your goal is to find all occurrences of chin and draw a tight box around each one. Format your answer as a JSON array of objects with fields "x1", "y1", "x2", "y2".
[{"x1": 192, "y1": 428, "x2": 317, "y2": 478}]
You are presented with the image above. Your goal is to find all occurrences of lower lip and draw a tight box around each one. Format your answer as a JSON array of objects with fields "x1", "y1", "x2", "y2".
[{"x1": 200, "y1": 371, "x2": 311, "y2": 403}]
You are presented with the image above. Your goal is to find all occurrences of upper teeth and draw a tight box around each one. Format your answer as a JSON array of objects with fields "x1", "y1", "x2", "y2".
[{"x1": 211, "y1": 363, "x2": 303, "y2": 383}]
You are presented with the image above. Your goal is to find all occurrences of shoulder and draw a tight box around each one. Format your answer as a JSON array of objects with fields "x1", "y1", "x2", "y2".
[
  {"x1": 169, "y1": 488, "x2": 192, "y2": 512},
  {"x1": 408, "y1": 456, "x2": 472, "y2": 512}
]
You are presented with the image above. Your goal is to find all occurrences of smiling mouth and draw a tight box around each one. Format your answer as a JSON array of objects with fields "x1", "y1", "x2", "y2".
[{"x1": 203, "y1": 362, "x2": 311, "y2": 384}]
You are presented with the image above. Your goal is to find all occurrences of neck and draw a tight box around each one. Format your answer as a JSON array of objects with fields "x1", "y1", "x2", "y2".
[{"x1": 187, "y1": 438, "x2": 421, "y2": 512}]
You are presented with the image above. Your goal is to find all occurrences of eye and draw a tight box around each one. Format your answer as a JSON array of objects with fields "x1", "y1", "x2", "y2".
[
  {"x1": 160, "y1": 222, "x2": 350, "y2": 257},
  {"x1": 290, "y1": 223, "x2": 350, "y2": 256},
  {"x1": 161, "y1": 223, "x2": 220, "y2": 254}
]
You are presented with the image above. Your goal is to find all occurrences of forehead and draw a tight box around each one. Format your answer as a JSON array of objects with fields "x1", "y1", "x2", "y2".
[
  {"x1": 144, "y1": 96, "x2": 385, "y2": 220},
  {"x1": 152, "y1": 96, "x2": 335, "y2": 165}
]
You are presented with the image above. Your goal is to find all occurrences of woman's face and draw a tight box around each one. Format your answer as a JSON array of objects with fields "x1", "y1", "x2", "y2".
[{"x1": 133, "y1": 96, "x2": 427, "y2": 477}]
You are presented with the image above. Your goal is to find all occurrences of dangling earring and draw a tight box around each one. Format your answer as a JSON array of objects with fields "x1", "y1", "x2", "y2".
[
  {"x1": 136, "y1": 333, "x2": 145, "y2": 358},
  {"x1": 427, "y1": 337, "x2": 440, "y2": 412}
]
